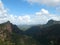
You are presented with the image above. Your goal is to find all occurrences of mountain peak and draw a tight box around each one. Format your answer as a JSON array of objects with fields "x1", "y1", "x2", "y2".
[
  {"x1": 0, "y1": 21, "x2": 12, "y2": 33},
  {"x1": 4, "y1": 21, "x2": 11, "y2": 24},
  {"x1": 47, "y1": 19, "x2": 54, "y2": 24},
  {"x1": 44, "y1": 19, "x2": 60, "y2": 27},
  {"x1": 6, "y1": 21, "x2": 10, "y2": 23}
]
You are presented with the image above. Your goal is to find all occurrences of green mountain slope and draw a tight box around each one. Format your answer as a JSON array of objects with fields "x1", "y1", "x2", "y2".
[{"x1": 0, "y1": 21, "x2": 39, "y2": 45}]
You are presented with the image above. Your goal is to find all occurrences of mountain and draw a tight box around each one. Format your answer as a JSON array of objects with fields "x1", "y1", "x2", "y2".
[
  {"x1": 25, "y1": 20, "x2": 60, "y2": 45},
  {"x1": 1, "y1": 20, "x2": 60, "y2": 45},
  {"x1": 0, "y1": 21, "x2": 23, "y2": 45},
  {"x1": 46, "y1": 19, "x2": 60, "y2": 27},
  {"x1": 0, "y1": 21, "x2": 39, "y2": 45},
  {"x1": 24, "y1": 25, "x2": 42, "y2": 36},
  {"x1": 0, "y1": 21, "x2": 23, "y2": 34},
  {"x1": 38, "y1": 24, "x2": 60, "y2": 45},
  {"x1": 17, "y1": 25, "x2": 31, "y2": 31},
  {"x1": 0, "y1": 21, "x2": 12, "y2": 33}
]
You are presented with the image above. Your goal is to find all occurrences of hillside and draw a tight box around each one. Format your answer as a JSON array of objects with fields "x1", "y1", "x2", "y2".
[
  {"x1": 25, "y1": 20, "x2": 60, "y2": 45},
  {"x1": 0, "y1": 20, "x2": 60, "y2": 45},
  {"x1": 0, "y1": 21, "x2": 39, "y2": 45}
]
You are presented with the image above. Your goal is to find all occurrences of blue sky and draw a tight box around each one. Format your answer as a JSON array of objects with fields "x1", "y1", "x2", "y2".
[
  {"x1": 0, "y1": 0, "x2": 60, "y2": 25},
  {"x1": 2, "y1": 0, "x2": 57, "y2": 15}
]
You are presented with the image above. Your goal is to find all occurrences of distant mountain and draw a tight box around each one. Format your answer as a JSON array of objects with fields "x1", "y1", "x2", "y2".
[{"x1": 17, "y1": 25, "x2": 31, "y2": 31}]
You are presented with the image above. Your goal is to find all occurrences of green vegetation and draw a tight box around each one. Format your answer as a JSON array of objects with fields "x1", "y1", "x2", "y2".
[
  {"x1": 0, "y1": 26, "x2": 37, "y2": 45},
  {"x1": 1, "y1": 20, "x2": 60, "y2": 45},
  {"x1": 0, "y1": 32, "x2": 38, "y2": 45}
]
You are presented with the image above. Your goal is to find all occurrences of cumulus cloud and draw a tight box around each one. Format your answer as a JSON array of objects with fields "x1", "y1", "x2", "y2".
[
  {"x1": 25, "y1": 0, "x2": 60, "y2": 6},
  {"x1": 26, "y1": 9, "x2": 60, "y2": 25},
  {"x1": 36, "y1": 9, "x2": 49, "y2": 15},
  {"x1": 0, "y1": 0, "x2": 60, "y2": 25},
  {"x1": 34, "y1": 9, "x2": 60, "y2": 24},
  {"x1": 0, "y1": 0, "x2": 32, "y2": 25},
  {"x1": 0, "y1": 0, "x2": 8, "y2": 23},
  {"x1": 25, "y1": 0, "x2": 60, "y2": 13},
  {"x1": 16, "y1": 15, "x2": 31, "y2": 25}
]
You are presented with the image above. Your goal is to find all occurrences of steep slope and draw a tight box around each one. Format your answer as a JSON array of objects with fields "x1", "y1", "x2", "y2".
[
  {"x1": 0, "y1": 21, "x2": 12, "y2": 33},
  {"x1": 24, "y1": 25, "x2": 42, "y2": 36},
  {"x1": 38, "y1": 24, "x2": 60, "y2": 45},
  {"x1": 25, "y1": 20, "x2": 60, "y2": 45},
  {"x1": 0, "y1": 21, "x2": 39, "y2": 45},
  {"x1": 45, "y1": 19, "x2": 60, "y2": 27}
]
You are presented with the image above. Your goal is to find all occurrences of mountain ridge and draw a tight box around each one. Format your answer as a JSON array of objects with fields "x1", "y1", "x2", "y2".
[
  {"x1": 24, "y1": 19, "x2": 60, "y2": 45},
  {"x1": 0, "y1": 21, "x2": 38, "y2": 45}
]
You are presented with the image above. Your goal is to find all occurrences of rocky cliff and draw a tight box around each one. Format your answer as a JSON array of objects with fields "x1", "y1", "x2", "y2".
[{"x1": 0, "y1": 21, "x2": 38, "y2": 45}]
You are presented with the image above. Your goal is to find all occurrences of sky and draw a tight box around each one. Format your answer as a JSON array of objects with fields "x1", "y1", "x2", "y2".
[{"x1": 0, "y1": 0, "x2": 60, "y2": 25}]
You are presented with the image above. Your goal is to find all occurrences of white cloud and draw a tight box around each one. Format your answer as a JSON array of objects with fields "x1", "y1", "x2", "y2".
[
  {"x1": 28, "y1": 9, "x2": 60, "y2": 25},
  {"x1": 36, "y1": 9, "x2": 49, "y2": 15},
  {"x1": 0, "y1": 0, "x2": 8, "y2": 23},
  {"x1": 0, "y1": 0, "x2": 60, "y2": 25},
  {"x1": 25, "y1": 0, "x2": 60, "y2": 6},
  {"x1": 0, "y1": 0, "x2": 32, "y2": 25},
  {"x1": 17, "y1": 15, "x2": 31, "y2": 25}
]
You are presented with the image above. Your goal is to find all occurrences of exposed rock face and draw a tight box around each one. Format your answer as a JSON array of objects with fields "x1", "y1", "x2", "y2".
[
  {"x1": 5, "y1": 21, "x2": 12, "y2": 33},
  {"x1": 0, "y1": 21, "x2": 12, "y2": 42},
  {"x1": 0, "y1": 21, "x2": 12, "y2": 33},
  {"x1": 0, "y1": 21, "x2": 38, "y2": 45},
  {"x1": 0, "y1": 21, "x2": 24, "y2": 42}
]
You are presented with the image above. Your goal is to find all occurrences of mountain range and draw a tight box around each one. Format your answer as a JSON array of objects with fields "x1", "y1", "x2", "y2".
[{"x1": 0, "y1": 19, "x2": 60, "y2": 45}]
